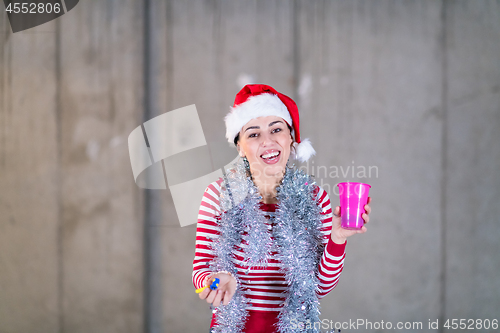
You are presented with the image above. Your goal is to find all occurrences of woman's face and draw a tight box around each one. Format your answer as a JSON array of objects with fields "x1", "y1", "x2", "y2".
[{"x1": 237, "y1": 115, "x2": 293, "y2": 180}]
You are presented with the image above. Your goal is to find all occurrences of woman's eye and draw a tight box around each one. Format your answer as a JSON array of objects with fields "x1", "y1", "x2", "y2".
[
  {"x1": 272, "y1": 128, "x2": 282, "y2": 133},
  {"x1": 248, "y1": 133, "x2": 257, "y2": 138}
]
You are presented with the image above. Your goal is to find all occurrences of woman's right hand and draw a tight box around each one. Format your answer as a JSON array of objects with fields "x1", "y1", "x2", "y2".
[{"x1": 198, "y1": 272, "x2": 237, "y2": 306}]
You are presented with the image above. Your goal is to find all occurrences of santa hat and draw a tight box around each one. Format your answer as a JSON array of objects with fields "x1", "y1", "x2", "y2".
[{"x1": 224, "y1": 84, "x2": 315, "y2": 162}]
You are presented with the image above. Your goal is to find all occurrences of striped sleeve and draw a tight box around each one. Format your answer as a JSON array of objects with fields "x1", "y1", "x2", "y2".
[
  {"x1": 192, "y1": 177, "x2": 224, "y2": 290},
  {"x1": 313, "y1": 185, "x2": 347, "y2": 299}
]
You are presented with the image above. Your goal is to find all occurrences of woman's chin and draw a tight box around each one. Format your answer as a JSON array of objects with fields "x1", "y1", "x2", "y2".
[
  {"x1": 250, "y1": 158, "x2": 289, "y2": 179},
  {"x1": 261, "y1": 164, "x2": 286, "y2": 178}
]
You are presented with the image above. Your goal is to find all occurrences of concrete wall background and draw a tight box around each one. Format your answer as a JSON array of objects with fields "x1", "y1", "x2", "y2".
[
  {"x1": 1, "y1": 1, "x2": 144, "y2": 333},
  {"x1": 1, "y1": 1, "x2": 499, "y2": 333}
]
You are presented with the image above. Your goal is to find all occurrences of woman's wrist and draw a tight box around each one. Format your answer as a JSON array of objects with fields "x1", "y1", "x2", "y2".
[{"x1": 330, "y1": 233, "x2": 346, "y2": 245}]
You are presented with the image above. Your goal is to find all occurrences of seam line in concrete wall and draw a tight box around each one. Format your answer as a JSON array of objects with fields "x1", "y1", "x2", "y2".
[
  {"x1": 439, "y1": 1, "x2": 449, "y2": 332},
  {"x1": 292, "y1": 0, "x2": 300, "y2": 102},
  {"x1": 0, "y1": 14, "x2": 5, "y2": 169},
  {"x1": 165, "y1": 0, "x2": 173, "y2": 112},
  {"x1": 55, "y1": 16, "x2": 64, "y2": 333},
  {"x1": 143, "y1": 0, "x2": 152, "y2": 332},
  {"x1": 61, "y1": 0, "x2": 68, "y2": 13}
]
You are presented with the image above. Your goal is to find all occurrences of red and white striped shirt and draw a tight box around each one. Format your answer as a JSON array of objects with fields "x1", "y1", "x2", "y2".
[{"x1": 192, "y1": 177, "x2": 346, "y2": 329}]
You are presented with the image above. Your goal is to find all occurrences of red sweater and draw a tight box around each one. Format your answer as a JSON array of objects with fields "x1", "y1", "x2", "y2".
[{"x1": 193, "y1": 177, "x2": 346, "y2": 332}]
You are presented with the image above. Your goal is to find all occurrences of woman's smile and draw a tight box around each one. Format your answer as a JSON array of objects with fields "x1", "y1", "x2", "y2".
[{"x1": 260, "y1": 149, "x2": 281, "y2": 164}]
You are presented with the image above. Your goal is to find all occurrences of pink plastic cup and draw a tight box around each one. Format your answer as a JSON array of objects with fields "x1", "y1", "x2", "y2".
[{"x1": 337, "y1": 182, "x2": 371, "y2": 230}]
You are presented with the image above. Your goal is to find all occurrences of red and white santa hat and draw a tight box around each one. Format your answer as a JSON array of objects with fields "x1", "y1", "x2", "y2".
[{"x1": 224, "y1": 84, "x2": 315, "y2": 162}]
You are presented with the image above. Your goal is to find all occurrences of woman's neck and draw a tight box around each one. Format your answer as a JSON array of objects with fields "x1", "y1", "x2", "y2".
[{"x1": 252, "y1": 172, "x2": 283, "y2": 204}]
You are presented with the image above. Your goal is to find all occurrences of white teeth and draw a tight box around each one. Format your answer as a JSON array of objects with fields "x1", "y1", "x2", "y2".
[{"x1": 261, "y1": 152, "x2": 279, "y2": 159}]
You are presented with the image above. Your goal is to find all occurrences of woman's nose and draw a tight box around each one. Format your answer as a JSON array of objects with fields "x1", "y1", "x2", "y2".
[{"x1": 260, "y1": 132, "x2": 273, "y2": 146}]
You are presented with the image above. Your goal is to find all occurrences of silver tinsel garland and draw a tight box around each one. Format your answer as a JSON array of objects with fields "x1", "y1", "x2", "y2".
[{"x1": 209, "y1": 158, "x2": 326, "y2": 333}]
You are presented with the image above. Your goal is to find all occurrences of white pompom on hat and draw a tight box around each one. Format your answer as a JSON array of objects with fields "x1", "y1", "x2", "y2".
[{"x1": 224, "y1": 84, "x2": 315, "y2": 162}]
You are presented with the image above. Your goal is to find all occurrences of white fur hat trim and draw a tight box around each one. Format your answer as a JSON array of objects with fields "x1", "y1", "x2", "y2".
[
  {"x1": 293, "y1": 138, "x2": 316, "y2": 163},
  {"x1": 225, "y1": 93, "x2": 293, "y2": 144}
]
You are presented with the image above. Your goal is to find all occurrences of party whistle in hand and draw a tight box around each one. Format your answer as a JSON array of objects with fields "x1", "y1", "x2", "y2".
[{"x1": 195, "y1": 277, "x2": 220, "y2": 294}]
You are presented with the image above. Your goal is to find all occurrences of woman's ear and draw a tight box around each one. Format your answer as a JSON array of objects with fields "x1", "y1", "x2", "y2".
[{"x1": 237, "y1": 145, "x2": 244, "y2": 157}]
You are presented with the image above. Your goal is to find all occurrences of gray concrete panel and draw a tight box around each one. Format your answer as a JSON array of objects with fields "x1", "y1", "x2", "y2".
[
  {"x1": 298, "y1": 0, "x2": 443, "y2": 327},
  {"x1": 58, "y1": 1, "x2": 144, "y2": 332},
  {"x1": 445, "y1": 0, "x2": 500, "y2": 321},
  {"x1": 0, "y1": 19, "x2": 59, "y2": 333}
]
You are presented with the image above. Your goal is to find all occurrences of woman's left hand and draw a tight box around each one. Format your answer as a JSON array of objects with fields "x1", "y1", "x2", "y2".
[{"x1": 330, "y1": 197, "x2": 372, "y2": 244}]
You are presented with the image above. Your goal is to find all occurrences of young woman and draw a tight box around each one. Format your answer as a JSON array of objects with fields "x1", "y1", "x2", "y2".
[{"x1": 192, "y1": 84, "x2": 371, "y2": 333}]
